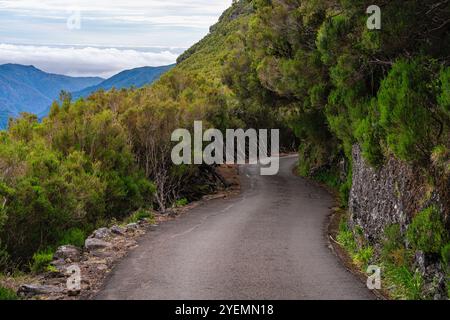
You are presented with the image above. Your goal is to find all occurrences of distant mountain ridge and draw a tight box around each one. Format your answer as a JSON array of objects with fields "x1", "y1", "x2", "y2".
[
  {"x1": 0, "y1": 64, "x2": 104, "y2": 129},
  {"x1": 0, "y1": 63, "x2": 175, "y2": 129},
  {"x1": 73, "y1": 65, "x2": 175, "y2": 99}
]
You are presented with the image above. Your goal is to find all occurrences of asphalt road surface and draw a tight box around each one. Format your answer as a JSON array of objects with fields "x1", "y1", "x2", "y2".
[{"x1": 96, "y1": 156, "x2": 375, "y2": 300}]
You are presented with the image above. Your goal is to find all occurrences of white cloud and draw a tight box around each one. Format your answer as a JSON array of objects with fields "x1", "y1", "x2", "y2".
[
  {"x1": 0, "y1": 43, "x2": 178, "y2": 77},
  {"x1": 0, "y1": 1, "x2": 233, "y2": 76}
]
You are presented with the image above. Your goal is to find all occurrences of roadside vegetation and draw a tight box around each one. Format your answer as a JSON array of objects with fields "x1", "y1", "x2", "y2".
[
  {"x1": 0, "y1": 0, "x2": 448, "y2": 300},
  {"x1": 223, "y1": 0, "x2": 448, "y2": 299},
  {"x1": 0, "y1": 286, "x2": 19, "y2": 300},
  {"x1": 0, "y1": 0, "x2": 264, "y2": 275},
  {"x1": 337, "y1": 208, "x2": 449, "y2": 299}
]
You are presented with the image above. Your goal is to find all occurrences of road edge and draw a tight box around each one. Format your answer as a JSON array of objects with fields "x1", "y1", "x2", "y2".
[{"x1": 289, "y1": 162, "x2": 387, "y2": 300}]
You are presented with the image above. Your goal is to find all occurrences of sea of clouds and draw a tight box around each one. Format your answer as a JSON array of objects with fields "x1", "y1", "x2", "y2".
[
  {"x1": 0, "y1": 43, "x2": 180, "y2": 78},
  {"x1": 0, "y1": 0, "x2": 232, "y2": 77}
]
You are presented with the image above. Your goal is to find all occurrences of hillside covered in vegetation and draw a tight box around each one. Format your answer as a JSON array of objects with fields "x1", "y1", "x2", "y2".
[{"x1": 0, "y1": 0, "x2": 449, "y2": 299}]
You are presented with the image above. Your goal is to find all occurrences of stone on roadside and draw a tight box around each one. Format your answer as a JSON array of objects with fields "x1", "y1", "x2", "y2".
[
  {"x1": 54, "y1": 245, "x2": 81, "y2": 262},
  {"x1": 84, "y1": 238, "x2": 112, "y2": 251},
  {"x1": 110, "y1": 225, "x2": 125, "y2": 236},
  {"x1": 91, "y1": 227, "x2": 111, "y2": 239},
  {"x1": 18, "y1": 284, "x2": 64, "y2": 297},
  {"x1": 126, "y1": 223, "x2": 139, "y2": 232}
]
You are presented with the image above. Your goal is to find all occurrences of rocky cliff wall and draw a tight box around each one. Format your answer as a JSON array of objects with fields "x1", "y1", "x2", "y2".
[
  {"x1": 348, "y1": 144, "x2": 449, "y2": 299},
  {"x1": 349, "y1": 144, "x2": 447, "y2": 244}
]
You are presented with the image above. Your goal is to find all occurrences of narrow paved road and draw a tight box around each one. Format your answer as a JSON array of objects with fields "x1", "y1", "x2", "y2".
[{"x1": 96, "y1": 156, "x2": 374, "y2": 300}]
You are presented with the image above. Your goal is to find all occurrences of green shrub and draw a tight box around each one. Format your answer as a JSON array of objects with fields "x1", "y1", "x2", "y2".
[
  {"x1": 311, "y1": 165, "x2": 351, "y2": 208},
  {"x1": 441, "y1": 243, "x2": 450, "y2": 269},
  {"x1": 0, "y1": 286, "x2": 18, "y2": 300},
  {"x1": 384, "y1": 265, "x2": 424, "y2": 300},
  {"x1": 126, "y1": 209, "x2": 154, "y2": 224},
  {"x1": 312, "y1": 167, "x2": 340, "y2": 190},
  {"x1": 378, "y1": 58, "x2": 444, "y2": 162},
  {"x1": 30, "y1": 250, "x2": 54, "y2": 274},
  {"x1": 442, "y1": 243, "x2": 450, "y2": 298},
  {"x1": 58, "y1": 228, "x2": 86, "y2": 248},
  {"x1": 382, "y1": 224, "x2": 403, "y2": 262},
  {"x1": 297, "y1": 142, "x2": 334, "y2": 179},
  {"x1": 174, "y1": 198, "x2": 189, "y2": 208},
  {"x1": 438, "y1": 67, "x2": 450, "y2": 116},
  {"x1": 0, "y1": 242, "x2": 10, "y2": 272},
  {"x1": 406, "y1": 206, "x2": 448, "y2": 254},
  {"x1": 354, "y1": 246, "x2": 374, "y2": 267},
  {"x1": 431, "y1": 145, "x2": 450, "y2": 174},
  {"x1": 0, "y1": 111, "x2": 155, "y2": 266},
  {"x1": 337, "y1": 218, "x2": 357, "y2": 254},
  {"x1": 338, "y1": 179, "x2": 351, "y2": 208}
]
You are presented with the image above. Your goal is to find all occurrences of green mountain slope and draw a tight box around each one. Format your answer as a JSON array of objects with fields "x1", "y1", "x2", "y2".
[{"x1": 176, "y1": 0, "x2": 254, "y2": 80}]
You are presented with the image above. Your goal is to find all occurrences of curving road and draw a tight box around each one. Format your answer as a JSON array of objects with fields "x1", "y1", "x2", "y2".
[{"x1": 96, "y1": 156, "x2": 374, "y2": 300}]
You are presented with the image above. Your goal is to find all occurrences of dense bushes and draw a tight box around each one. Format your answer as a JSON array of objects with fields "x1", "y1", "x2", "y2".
[
  {"x1": 0, "y1": 286, "x2": 18, "y2": 300},
  {"x1": 0, "y1": 72, "x2": 233, "y2": 266},
  {"x1": 0, "y1": 3, "x2": 255, "y2": 267},
  {"x1": 30, "y1": 250, "x2": 54, "y2": 274},
  {"x1": 0, "y1": 2, "x2": 448, "y2": 294},
  {"x1": 223, "y1": 0, "x2": 449, "y2": 299},
  {"x1": 337, "y1": 217, "x2": 374, "y2": 268},
  {"x1": 406, "y1": 206, "x2": 448, "y2": 254},
  {"x1": 378, "y1": 59, "x2": 448, "y2": 163},
  {"x1": 0, "y1": 112, "x2": 154, "y2": 265},
  {"x1": 224, "y1": 0, "x2": 449, "y2": 183}
]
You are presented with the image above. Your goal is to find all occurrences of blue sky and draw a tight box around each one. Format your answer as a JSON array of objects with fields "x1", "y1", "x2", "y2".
[{"x1": 0, "y1": 0, "x2": 232, "y2": 77}]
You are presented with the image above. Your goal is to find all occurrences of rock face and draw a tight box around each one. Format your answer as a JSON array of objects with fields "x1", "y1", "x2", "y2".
[
  {"x1": 349, "y1": 144, "x2": 448, "y2": 299},
  {"x1": 349, "y1": 145, "x2": 445, "y2": 243}
]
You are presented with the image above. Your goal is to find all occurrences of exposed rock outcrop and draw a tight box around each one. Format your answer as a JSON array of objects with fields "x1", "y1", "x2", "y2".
[
  {"x1": 349, "y1": 144, "x2": 449, "y2": 299},
  {"x1": 349, "y1": 145, "x2": 446, "y2": 243}
]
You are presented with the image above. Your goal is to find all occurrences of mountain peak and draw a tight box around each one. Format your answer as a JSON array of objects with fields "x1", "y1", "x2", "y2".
[
  {"x1": 0, "y1": 63, "x2": 40, "y2": 71},
  {"x1": 72, "y1": 64, "x2": 175, "y2": 99}
]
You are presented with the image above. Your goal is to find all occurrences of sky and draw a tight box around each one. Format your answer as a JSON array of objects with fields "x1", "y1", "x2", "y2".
[{"x1": 0, "y1": 0, "x2": 232, "y2": 77}]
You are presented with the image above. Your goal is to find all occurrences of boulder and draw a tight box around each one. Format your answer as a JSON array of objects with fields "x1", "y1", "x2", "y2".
[
  {"x1": 110, "y1": 225, "x2": 125, "y2": 236},
  {"x1": 18, "y1": 284, "x2": 64, "y2": 297},
  {"x1": 91, "y1": 227, "x2": 111, "y2": 239},
  {"x1": 84, "y1": 238, "x2": 112, "y2": 251},
  {"x1": 54, "y1": 245, "x2": 81, "y2": 262},
  {"x1": 126, "y1": 223, "x2": 139, "y2": 232}
]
